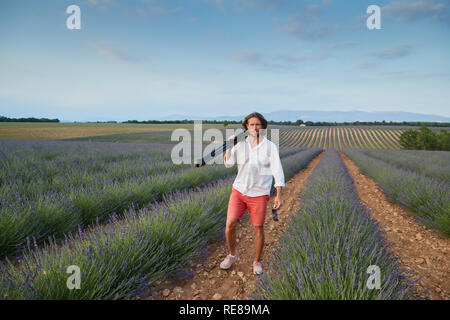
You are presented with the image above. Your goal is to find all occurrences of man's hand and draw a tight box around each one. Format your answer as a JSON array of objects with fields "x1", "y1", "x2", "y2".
[
  {"x1": 273, "y1": 186, "x2": 282, "y2": 210},
  {"x1": 273, "y1": 195, "x2": 282, "y2": 210},
  {"x1": 224, "y1": 135, "x2": 237, "y2": 163}
]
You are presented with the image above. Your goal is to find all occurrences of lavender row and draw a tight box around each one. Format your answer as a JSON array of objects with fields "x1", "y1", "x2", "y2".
[
  {"x1": 0, "y1": 148, "x2": 321, "y2": 299},
  {"x1": 360, "y1": 149, "x2": 450, "y2": 183},
  {"x1": 343, "y1": 150, "x2": 449, "y2": 237},
  {"x1": 252, "y1": 150, "x2": 412, "y2": 300}
]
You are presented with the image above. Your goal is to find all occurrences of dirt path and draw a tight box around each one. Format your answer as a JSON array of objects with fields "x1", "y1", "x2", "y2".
[
  {"x1": 341, "y1": 153, "x2": 450, "y2": 300},
  {"x1": 146, "y1": 152, "x2": 324, "y2": 300}
]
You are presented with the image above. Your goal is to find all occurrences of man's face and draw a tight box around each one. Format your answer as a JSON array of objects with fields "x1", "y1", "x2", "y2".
[{"x1": 246, "y1": 117, "x2": 263, "y2": 137}]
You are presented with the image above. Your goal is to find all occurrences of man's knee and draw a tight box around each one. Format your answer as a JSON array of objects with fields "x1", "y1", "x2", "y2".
[
  {"x1": 254, "y1": 225, "x2": 264, "y2": 235},
  {"x1": 226, "y1": 218, "x2": 239, "y2": 231}
]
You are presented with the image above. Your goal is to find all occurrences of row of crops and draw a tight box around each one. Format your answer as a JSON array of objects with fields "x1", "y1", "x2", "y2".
[
  {"x1": 279, "y1": 127, "x2": 403, "y2": 149},
  {"x1": 252, "y1": 148, "x2": 449, "y2": 300},
  {"x1": 342, "y1": 150, "x2": 450, "y2": 237},
  {"x1": 252, "y1": 150, "x2": 412, "y2": 299},
  {"x1": 357, "y1": 149, "x2": 450, "y2": 183},
  {"x1": 0, "y1": 147, "x2": 322, "y2": 299},
  {"x1": 0, "y1": 139, "x2": 305, "y2": 259}
]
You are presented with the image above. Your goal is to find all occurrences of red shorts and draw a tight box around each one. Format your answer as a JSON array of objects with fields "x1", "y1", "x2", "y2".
[{"x1": 227, "y1": 187, "x2": 270, "y2": 226}]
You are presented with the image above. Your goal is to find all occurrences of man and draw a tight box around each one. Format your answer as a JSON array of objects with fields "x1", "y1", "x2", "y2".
[{"x1": 221, "y1": 112, "x2": 285, "y2": 275}]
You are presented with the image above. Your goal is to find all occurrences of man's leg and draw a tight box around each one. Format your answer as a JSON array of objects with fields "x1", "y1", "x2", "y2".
[
  {"x1": 225, "y1": 217, "x2": 239, "y2": 256},
  {"x1": 225, "y1": 188, "x2": 247, "y2": 256},
  {"x1": 247, "y1": 194, "x2": 269, "y2": 266},
  {"x1": 253, "y1": 225, "x2": 264, "y2": 262}
]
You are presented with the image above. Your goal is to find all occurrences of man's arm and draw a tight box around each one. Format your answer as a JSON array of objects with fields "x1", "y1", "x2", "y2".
[
  {"x1": 224, "y1": 135, "x2": 237, "y2": 168},
  {"x1": 270, "y1": 143, "x2": 285, "y2": 210}
]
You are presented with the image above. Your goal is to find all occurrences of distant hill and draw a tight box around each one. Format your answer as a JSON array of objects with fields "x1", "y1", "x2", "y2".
[{"x1": 158, "y1": 110, "x2": 450, "y2": 123}]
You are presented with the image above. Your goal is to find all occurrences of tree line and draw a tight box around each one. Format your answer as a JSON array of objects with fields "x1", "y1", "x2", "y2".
[
  {"x1": 122, "y1": 119, "x2": 450, "y2": 127},
  {"x1": 294, "y1": 120, "x2": 450, "y2": 127},
  {"x1": 0, "y1": 116, "x2": 59, "y2": 123},
  {"x1": 399, "y1": 126, "x2": 450, "y2": 151}
]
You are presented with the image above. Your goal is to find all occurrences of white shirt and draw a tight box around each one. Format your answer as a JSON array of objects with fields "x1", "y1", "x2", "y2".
[{"x1": 224, "y1": 135, "x2": 285, "y2": 196}]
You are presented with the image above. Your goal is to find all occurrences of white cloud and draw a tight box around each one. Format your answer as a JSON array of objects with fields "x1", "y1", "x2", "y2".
[
  {"x1": 329, "y1": 41, "x2": 360, "y2": 49},
  {"x1": 136, "y1": 5, "x2": 183, "y2": 19},
  {"x1": 89, "y1": 42, "x2": 139, "y2": 62},
  {"x1": 235, "y1": 48, "x2": 329, "y2": 72},
  {"x1": 279, "y1": 4, "x2": 341, "y2": 41},
  {"x1": 383, "y1": 0, "x2": 450, "y2": 24},
  {"x1": 371, "y1": 44, "x2": 414, "y2": 59}
]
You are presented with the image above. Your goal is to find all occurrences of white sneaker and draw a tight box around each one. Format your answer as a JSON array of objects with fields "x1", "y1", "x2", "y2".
[
  {"x1": 253, "y1": 261, "x2": 263, "y2": 275},
  {"x1": 220, "y1": 254, "x2": 237, "y2": 269}
]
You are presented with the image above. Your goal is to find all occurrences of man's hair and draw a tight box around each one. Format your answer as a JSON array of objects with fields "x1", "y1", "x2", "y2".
[{"x1": 242, "y1": 112, "x2": 268, "y2": 130}]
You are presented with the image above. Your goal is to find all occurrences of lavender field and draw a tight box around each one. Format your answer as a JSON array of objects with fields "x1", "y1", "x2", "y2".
[
  {"x1": 0, "y1": 146, "x2": 321, "y2": 299},
  {"x1": 343, "y1": 150, "x2": 450, "y2": 237},
  {"x1": 251, "y1": 150, "x2": 413, "y2": 300},
  {"x1": 0, "y1": 135, "x2": 448, "y2": 300},
  {"x1": 0, "y1": 138, "x2": 305, "y2": 259}
]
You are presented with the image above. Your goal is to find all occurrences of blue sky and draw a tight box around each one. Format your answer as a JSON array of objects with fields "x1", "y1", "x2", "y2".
[{"x1": 0, "y1": 0, "x2": 449, "y2": 121}]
